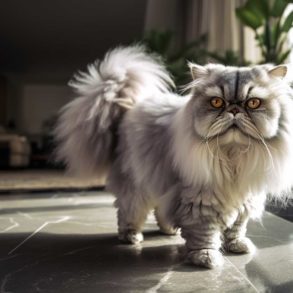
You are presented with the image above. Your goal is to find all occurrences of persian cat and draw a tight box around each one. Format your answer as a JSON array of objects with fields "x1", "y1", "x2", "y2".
[{"x1": 55, "y1": 46, "x2": 293, "y2": 268}]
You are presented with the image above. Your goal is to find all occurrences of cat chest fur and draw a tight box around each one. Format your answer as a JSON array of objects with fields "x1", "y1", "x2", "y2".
[{"x1": 176, "y1": 143, "x2": 267, "y2": 226}]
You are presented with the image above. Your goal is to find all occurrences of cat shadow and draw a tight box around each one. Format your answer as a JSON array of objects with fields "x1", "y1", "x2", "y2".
[
  {"x1": 0, "y1": 230, "x2": 186, "y2": 292},
  {"x1": 0, "y1": 230, "x2": 211, "y2": 274}
]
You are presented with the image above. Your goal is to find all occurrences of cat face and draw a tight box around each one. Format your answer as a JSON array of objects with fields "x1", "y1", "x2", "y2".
[{"x1": 187, "y1": 64, "x2": 290, "y2": 145}]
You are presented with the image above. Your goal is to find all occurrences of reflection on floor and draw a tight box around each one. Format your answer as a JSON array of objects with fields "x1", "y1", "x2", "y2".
[{"x1": 0, "y1": 191, "x2": 292, "y2": 293}]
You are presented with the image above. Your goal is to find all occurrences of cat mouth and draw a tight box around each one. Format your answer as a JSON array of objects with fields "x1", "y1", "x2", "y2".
[
  {"x1": 206, "y1": 120, "x2": 255, "y2": 141},
  {"x1": 224, "y1": 122, "x2": 240, "y2": 132},
  {"x1": 206, "y1": 119, "x2": 260, "y2": 142},
  {"x1": 218, "y1": 122, "x2": 246, "y2": 136},
  {"x1": 229, "y1": 124, "x2": 238, "y2": 129}
]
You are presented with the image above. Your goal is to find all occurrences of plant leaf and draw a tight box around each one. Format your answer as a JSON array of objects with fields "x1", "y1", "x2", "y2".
[
  {"x1": 276, "y1": 34, "x2": 287, "y2": 55},
  {"x1": 282, "y1": 11, "x2": 293, "y2": 32},
  {"x1": 277, "y1": 49, "x2": 291, "y2": 63},
  {"x1": 246, "y1": 0, "x2": 269, "y2": 19},
  {"x1": 271, "y1": 0, "x2": 288, "y2": 17},
  {"x1": 271, "y1": 21, "x2": 281, "y2": 49},
  {"x1": 264, "y1": 21, "x2": 272, "y2": 53},
  {"x1": 169, "y1": 34, "x2": 207, "y2": 62},
  {"x1": 236, "y1": 7, "x2": 263, "y2": 29},
  {"x1": 142, "y1": 30, "x2": 173, "y2": 55}
]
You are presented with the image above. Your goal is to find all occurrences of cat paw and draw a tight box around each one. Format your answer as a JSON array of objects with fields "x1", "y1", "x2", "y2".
[
  {"x1": 188, "y1": 249, "x2": 224, "y2": 269},
  {"x1": 118, "y1": 230, "x2": 143, "y2": 244},
  {"x1": 225, "y1": 237, "x2": 255, "y2": 254}
]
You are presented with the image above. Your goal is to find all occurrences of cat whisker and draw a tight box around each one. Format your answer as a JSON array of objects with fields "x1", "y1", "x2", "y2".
[
  {"x1": 216, "y1": 122, "x2": 227, "y2": 161},
  {"x1": 204, "y1": 127, "x2": 218, "y2": 159},
  {"x1": 242, "y1": 120, "x2": 275, "y2": 170},
  {"x1": 206, "y1": 117, "x2": 230, "y2": 139},
  {"x1": 204, "y1": 118, "x2": 228, "y2": 161}
]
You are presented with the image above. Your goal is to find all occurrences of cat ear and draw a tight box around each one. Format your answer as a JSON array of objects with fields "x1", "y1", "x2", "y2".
[
  {"x1": 188, "y1": 62, "x2": 208, "y2": 80},
  {"x1": 268, "y1": 65, "x2": 287, "y2": 79}
]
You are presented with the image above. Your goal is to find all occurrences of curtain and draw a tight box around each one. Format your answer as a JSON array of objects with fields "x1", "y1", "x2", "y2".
[{"x1": 145, "y1": 0, "x2": 261, "y2": 63}]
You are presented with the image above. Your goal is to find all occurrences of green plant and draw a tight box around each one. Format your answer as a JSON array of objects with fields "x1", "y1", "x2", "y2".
[
  {"x1": 236, "y1": 0, "x2": 293, "y2": 64},
  {"x1": 207, "y1": 50, "x2": 250, "y2": 66},
  {"x1": 140, "y1": 30, "x2": 207, "y2": 86}
]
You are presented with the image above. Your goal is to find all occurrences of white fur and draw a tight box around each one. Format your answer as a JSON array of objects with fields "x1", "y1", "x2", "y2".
[{"x1": 54, "y1": 46, "x2": 173, "y2": 176}]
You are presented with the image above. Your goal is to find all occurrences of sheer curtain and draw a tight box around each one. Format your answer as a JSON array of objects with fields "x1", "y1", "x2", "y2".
[{"x1": 145, "y1": 0, "x2": 260, "y2": 63}]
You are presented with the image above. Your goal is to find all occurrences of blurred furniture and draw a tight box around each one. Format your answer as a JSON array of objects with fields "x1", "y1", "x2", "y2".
[{"x1": 0, "y1": 134, "x2": 31, "y2": 168}]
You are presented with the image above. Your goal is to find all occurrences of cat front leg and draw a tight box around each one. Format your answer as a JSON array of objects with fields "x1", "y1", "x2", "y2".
[
  {"x1": 180, "y1": 222, "x2": 224, "y2": 269},
  {"x1": 176, "y1": 190, "x2": 225, "y2": 268},
  {"x1": 223, "y1": 209, "x2": 255, "y2": 254}
]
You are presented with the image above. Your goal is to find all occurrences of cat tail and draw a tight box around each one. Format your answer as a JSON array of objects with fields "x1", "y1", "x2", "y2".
[{"x1": 54, "y1": 45, "x2": 174, "y2": 178}]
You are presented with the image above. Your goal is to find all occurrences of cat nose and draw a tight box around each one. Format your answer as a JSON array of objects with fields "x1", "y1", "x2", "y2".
[{"x1": 228, "y1": 107, "x2": 240, "y2": 116}]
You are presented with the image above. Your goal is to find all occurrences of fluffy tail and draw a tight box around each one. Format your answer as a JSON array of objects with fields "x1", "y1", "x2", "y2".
[{"x1": 54, "y1": 45, "x2": 174, "y2": 177}]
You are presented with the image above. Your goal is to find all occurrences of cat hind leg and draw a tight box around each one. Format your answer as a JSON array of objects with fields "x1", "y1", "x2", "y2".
[{"x1": 115, "y1": 193, "x2": 150, "y2": 244}]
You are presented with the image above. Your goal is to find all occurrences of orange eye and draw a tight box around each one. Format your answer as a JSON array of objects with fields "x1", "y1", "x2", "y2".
[
  {"x1": 246, "y1": 98, "x2": 261, "y2": 109},
  {"x1": 210, "y1": 97, "x2": 224, "y2": 108}
]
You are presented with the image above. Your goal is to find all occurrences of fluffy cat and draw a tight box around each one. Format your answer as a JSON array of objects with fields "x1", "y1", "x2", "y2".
[{"x1": 55, "y1": 46, "x2": 293, "y2": 268}]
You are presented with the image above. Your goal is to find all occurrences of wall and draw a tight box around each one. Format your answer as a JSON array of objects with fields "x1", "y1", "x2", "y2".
[
  {"x1": 0, "y1": 0, "x2": 147, "y2": 136},
  {"x1": 0, "y1": 76, "x2": 6, "y2": 125},
  {"x1": 19, "y1": 84, "x2": 71, "y2": 135}
]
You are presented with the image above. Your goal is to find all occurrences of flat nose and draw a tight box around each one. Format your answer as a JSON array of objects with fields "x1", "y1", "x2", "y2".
[{"x1": 228, "y1": 107, "x2": 240, "y2": 116}]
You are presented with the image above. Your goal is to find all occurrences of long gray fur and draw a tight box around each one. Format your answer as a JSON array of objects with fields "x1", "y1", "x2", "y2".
[{"x1": 55, "y1": 46, "x2": 293, "y2": 269}]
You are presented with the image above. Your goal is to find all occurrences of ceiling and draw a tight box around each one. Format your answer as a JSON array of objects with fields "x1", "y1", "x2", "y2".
[{"x1": 0, "y1": 0, "x2": 147, "y2": 78}]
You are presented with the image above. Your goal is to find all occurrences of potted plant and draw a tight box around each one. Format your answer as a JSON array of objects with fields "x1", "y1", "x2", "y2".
[
  {"x1": 236, "y1": 0, "x2": 293, "y2": 64},
  {"x1": 141, "y1": 30, "x2": 207, "y2": 86}
]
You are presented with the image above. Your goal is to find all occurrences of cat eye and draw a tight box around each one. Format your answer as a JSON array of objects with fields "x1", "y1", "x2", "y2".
[
  {"x1": 210, "y1": 97, "x2": 225, "y2": 108},
  {"x1": 246, "y1": 98, "x2": 261, "y2": 109}
]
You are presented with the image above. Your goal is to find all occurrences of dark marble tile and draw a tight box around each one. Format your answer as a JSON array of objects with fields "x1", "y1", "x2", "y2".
[{"x1": 0, "y1": 192, "x2": 292, "y2": 293}]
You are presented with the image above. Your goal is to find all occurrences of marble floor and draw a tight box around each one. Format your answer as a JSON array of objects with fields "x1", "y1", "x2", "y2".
[{"x1": 0, "y1": 191, "x2": 292, "y2": 293}]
